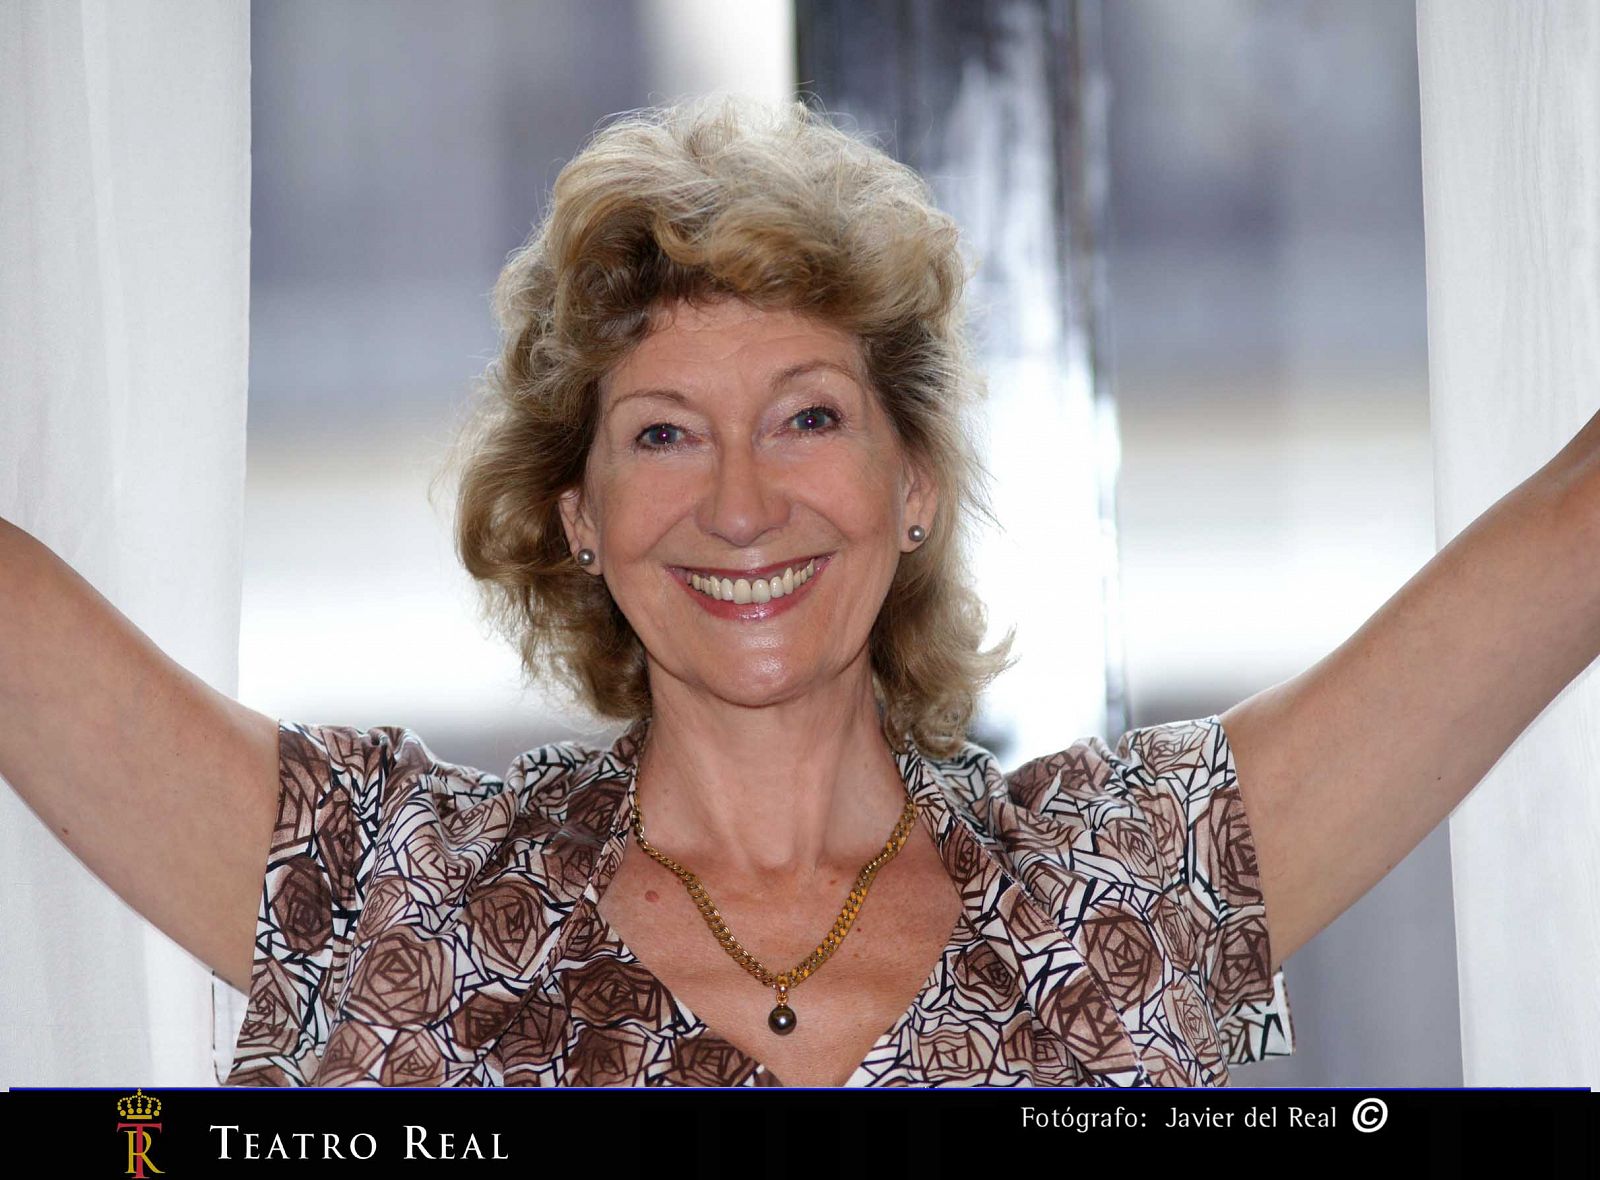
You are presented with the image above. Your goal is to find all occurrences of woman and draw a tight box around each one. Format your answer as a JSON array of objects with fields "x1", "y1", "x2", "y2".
[{"x1": 2, "y1": 96, "x2": 1597, "y2": 1088}]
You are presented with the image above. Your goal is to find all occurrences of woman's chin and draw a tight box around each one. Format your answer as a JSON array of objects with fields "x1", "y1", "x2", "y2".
[
  {"x1": 650, "y1": 661, "x2": 823, "y2": 709},
  {"x1": 707, "y1": 674, "x2": 813, "y2": 709}
]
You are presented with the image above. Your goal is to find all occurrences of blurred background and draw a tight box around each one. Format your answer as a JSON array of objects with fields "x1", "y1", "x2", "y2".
[{"x1": 241, "y1": 0, "x2": 1452, "y2": 1086}]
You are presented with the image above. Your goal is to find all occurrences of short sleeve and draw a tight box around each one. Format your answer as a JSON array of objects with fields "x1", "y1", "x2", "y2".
[
  {"x1": 223, "y1": 720, "x2": 499, "y2": 1086},
  {"x1": 1110, "y1": 715, "x2": 1294, "y2": 1068}
]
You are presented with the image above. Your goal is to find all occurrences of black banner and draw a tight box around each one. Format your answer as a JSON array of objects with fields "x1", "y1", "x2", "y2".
[{"x1": 5, "y1": 1085, "x2": 1594, "y2": 1175}]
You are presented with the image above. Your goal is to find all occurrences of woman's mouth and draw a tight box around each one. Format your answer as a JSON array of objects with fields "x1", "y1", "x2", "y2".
[{"x1": 667, "y1": 554, "x2": 832, "y2": 620}]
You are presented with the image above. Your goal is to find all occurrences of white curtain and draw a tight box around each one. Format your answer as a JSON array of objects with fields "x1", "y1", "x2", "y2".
[
  {"x1": 0, "y1": 1, "x2": 250, "y2": 1084},
  {"x1": 1417, "y1": 0, "x2": 1600, "y2": 1084}
]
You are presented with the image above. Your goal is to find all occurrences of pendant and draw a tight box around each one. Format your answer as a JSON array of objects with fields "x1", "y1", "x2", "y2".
[{"x1": 768, "y1": 978, "x2": 796, "y2": 1034}]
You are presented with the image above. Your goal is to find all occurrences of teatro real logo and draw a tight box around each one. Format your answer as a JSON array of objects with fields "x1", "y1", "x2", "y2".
[{"x1": 115, "y1": 1089, "x2": 163, "y2": 1176}]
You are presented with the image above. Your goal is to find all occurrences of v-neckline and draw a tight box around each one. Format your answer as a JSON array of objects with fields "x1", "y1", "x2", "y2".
[
  {"x1": 582, "y1": 742, "x2": 972, "y2": 1088},
  {"x1": 584, "y1": 879, "x2": 969, "y2": 1087}
]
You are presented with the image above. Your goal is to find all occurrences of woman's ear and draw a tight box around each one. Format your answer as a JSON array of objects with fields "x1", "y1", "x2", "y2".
[
  {"x1": 902, "y1": 453, "x2": 939, "y2": 551},
  {"x1": 558, "y1": 485, "x2": 598, "y2": 569}
]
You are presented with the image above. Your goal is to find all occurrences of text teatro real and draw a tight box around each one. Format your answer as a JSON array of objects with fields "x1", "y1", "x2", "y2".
[{"x1": 210, "y1": 1124, "x2": 509, "y2": 1161}]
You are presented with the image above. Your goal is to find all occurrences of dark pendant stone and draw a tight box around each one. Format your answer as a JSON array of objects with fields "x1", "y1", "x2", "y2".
[{"x1": 768, "y1": 1004, "x2": 797, "y2": 1035}]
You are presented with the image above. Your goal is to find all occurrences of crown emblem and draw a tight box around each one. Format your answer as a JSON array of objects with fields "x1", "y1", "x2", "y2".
[{"x1": 117, "y1": 1089, "x2": 161, "y2": 1120}]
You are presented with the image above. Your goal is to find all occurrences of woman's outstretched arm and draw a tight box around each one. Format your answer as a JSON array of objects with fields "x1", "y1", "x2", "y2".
[
  {"x1": 1220, "y1": 406, "x2": 1600, "y2": 974},
  {"x1": 0, "y1": 517, "x2": 280, "y2": 993}
]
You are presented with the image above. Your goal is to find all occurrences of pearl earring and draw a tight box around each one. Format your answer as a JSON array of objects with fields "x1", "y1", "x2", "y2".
[
  {"x1": 907, "y1": 524, "x2": 926, "y2": 543},
  {"x1": 576, "y1": 548, "x2": 595, "y2": 566}
]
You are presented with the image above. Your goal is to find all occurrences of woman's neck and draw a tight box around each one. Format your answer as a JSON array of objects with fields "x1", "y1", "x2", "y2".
[{"x1": 632, "y1": 664, "x2": 909, "y2": 894}]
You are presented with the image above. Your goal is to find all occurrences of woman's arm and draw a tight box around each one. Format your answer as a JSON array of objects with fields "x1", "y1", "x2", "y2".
[
  {"x1": 0, "y1": 517, "x2": 280, "y2": 993},
  {"x1": 1220, "y1": 406, "x2": 1600, "y2": 973}
]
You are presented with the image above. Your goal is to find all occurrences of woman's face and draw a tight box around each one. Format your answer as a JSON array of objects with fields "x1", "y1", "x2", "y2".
[{"x1": 560, "y1": 296, "x2": 937, "y2": 708}]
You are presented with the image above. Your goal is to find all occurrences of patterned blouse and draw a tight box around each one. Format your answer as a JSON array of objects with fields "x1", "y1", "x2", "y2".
[{"x1": 225, "y1": 713, "x2": 1294, "y2": 1087}]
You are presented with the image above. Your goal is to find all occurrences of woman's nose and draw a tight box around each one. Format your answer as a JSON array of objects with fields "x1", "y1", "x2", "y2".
[{"x1": 699, "y1": 444, "x2": 789, "y2": 547}]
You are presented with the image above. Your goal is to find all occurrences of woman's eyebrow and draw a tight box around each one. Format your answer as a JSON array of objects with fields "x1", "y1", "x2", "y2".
[
  {"x1": 607, "y1": 387, "x2": 693, "y2": 417},
  {"x1": 771, "y1": 358, "x2": 861, "y2": 387},
  {"x1": 606, "y1": 358, "x2": 861, "y2": 418}
]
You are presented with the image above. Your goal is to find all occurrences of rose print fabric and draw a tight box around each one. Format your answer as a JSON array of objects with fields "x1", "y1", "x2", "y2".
[{"x1": 225, "y1": 713, "x2": 1293, "y2": 1087}]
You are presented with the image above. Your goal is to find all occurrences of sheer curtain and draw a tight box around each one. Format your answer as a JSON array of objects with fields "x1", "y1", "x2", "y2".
[
  {"x1": 1417, "y1": 0, "x2": 1600, "y2": 1084},
  {"x1": 0, "y1": 1, "x2": 250, "y2": 1084}
]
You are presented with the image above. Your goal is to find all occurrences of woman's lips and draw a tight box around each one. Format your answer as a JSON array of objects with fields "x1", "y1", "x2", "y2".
[
  {"x1": 677, "y1": 553, "x2": 826, "y2": 581},
  {"x1": 668, "y1": 554, "x2": 832, "y2": 620}
]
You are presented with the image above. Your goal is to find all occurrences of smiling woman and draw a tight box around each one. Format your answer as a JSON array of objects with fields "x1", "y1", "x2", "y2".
[
  {"x1": 559, "y1": 298, "x2": 935, "y2": 713},
  {"x1": 450, "y1": 97, "x2": 1006, "y2": 761},
  {"x1": 211, "y1": 97, "x2": 1297, "y2": 1088},
  {"x1": 4, "y1": 92, "x2": 1595, "y2": 1090}
]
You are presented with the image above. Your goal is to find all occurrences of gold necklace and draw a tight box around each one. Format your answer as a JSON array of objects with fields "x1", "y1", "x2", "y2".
[{"x1": 630, "y1": 791, "x2": 921, "y2": 1035}]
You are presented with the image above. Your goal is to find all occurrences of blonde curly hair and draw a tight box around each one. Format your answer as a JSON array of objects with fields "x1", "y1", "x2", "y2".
[{"x1": 447, "y1": 95, "x2": 1014, "y2": 757}]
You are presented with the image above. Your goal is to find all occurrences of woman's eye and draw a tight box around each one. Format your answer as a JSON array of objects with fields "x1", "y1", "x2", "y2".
[
  {"x1": 635, "y1": 423, "x2": 685, "y2": 450},
  {"x1": 792, "y1": 405, "x2": 841, "y2": 432},
  {"x1": 635, "y1": 406, "x2": 840, "y2": 452}
]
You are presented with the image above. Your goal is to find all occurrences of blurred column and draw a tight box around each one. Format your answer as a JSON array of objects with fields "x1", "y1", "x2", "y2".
[
  {"x1": 796, "y1": 0, "x2": 1125, "y2": 761},
  {"x1": 640, "y1": 0, "x2": 795, "y2": 104},
  {"x1": 0, "y1": 2, "x2": 250, "y2": 1083},
  {"x1": 1417, "y1": 0, "x2": 1600, "y2": 1083}
]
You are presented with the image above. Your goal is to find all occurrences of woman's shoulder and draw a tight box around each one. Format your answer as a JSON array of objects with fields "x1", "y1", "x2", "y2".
[
  {"x1": 229, "y1": 720, "x2": 634, "y2": 1085},
  {"x1": 274, "y1": 718, "x2": 629, "y2": 833},
  {"x1": 917, "y1": 715, "x2": 1293, "y2": 1071},
  {"x1": 914, "y1": 714, "x2": 1250, "y2": 904},
  {"x1": 921, "y1": 714, "x2": 1233, "y2": 825}
]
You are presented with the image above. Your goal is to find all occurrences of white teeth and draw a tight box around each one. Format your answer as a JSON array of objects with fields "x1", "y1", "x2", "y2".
[{"x1": 687, "y1": 560, "x2": 818, "y2": 603}]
